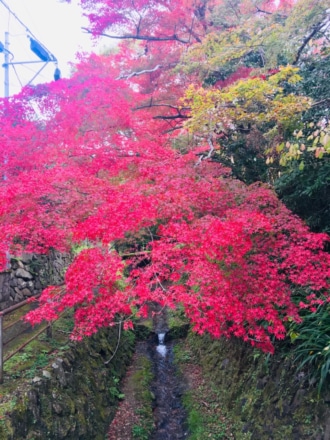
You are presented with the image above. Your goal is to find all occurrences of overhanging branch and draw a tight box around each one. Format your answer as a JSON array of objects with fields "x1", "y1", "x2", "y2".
[
  {"x1": 133, "y1": 103, "x2": 190, "y2": 112},
  {"x1": 153, "y1": 114, "x2": 190, "y2": 120},
  {"x1": 117, "y1": 64, "x2": 163, "y2": 80},
  {"x1": 294, "y1": 21, "x2": 326, "y2": 64},
  {"x1": 82, "y1": 27, "x2": 189, "y2": 44}
]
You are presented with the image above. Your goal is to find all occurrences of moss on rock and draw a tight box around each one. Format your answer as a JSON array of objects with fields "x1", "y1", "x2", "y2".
[
  {"x1": 188, "y1": 331, "x2": 329, "y2": 439},
  {"x1": 0, "y1": 327, "x2": 135, "y2": 439}
]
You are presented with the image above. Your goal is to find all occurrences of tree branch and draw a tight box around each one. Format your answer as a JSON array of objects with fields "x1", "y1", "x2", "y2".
[
  {"x1": 117, "y1": 64, "x2": 163, "y2": 80},
  {"x1": 163, "y1": 125, "x2": 184, "y2": 133},
  {"x1": 153, "y1": 114, "x2": 190, "y2": 120},
  {"x1": 255, "y1": 6, "x2": 272, "y2": 15},
  {"x1": 133, "y1": 103, "x2": 190, "y2": 112},
  {"x1": 294, "y1": 21, "x2": 325, "y2": 65},
  {"x1": 82, "y1": 27, "x2": 189, "y2": 44},
  {"x1": 195, "y1": 136, "x2": 215, "y2": 166},
  {"x1": 312, "y1": 97, "x2": 330, "y2": 107}
]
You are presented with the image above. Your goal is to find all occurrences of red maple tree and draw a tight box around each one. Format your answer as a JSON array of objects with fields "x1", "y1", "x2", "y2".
[{"x1": 0, "y1": 0, "x2": 328, "y2": 353}]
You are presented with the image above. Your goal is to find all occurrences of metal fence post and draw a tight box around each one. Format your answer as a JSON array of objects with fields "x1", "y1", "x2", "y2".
[
  {"x1": 0, "y1": 315, "x2": 3, "y2": 384},
  {"x1": 46, "y1": 323, "x2": 52, "y2": 339}
]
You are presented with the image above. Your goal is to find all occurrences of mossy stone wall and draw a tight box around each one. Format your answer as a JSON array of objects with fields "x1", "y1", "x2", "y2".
[
  {"x1": 0, "y1": 327, "x2": 135, "y2": 440},
  {"x1": 190, "y1": 332, "x2": 330, "y2": 440}
]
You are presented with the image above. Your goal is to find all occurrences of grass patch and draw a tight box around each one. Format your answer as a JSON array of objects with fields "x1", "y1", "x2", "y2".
[
  {"x1": 130, "y1": 355, "x2": 155, "y2": 438},
  {"x1": 174, "y1": 340, "x2": 239, "y2": 440},
  {"x1": 2, "y1": 310, "x2": 74, "y2": 381}
]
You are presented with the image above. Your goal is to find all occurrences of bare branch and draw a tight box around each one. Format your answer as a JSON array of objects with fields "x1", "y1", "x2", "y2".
[
  {"x1": 163, "y1": 125, "x2": 184, "y2": 133},
  {"x1": 312, "y1": 98, "x2": 330, "y2": 107},
  {"x1": 153, "y1": 114, "x2": 190, "y2": 120},
  {"x1": 82, "y1": 27, "x2": 189, "y2": 44},
  {"x1": 294, "y1": 21, "x2": 325, "y2": 64},
  {"x1": 183, "y1": 24, "x2": 202, "y2": 43},
  {"x1": 117, "y1": 64, "x2": 163, "y2": 80},
  {"x1": 133, "y1": 103, "x2": 190, "y2": 112},
  {"x1": 255, "y1": 6, "x2": 272, "y2": 15},
  {"x1": 205, "y1": 136, "x2": 215, "y2": 159},
  {"x1": 195, "y1": 136, "x2": 215, "y2": 166}
]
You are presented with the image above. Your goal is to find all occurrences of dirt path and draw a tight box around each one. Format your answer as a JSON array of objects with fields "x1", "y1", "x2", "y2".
[{"x1": 107, "y1": 351, "x2": 144, "y2": 440}]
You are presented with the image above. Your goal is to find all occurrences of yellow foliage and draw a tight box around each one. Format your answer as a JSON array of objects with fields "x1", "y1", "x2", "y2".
[
  {"x1": 182, "y1": 67, "x2": 312, "y2": 138},
  {"x1": 279, "y1": 120, "x2": 330, "y2": 166}
]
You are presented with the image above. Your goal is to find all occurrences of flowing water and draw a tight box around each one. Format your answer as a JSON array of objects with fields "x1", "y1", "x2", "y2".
[{"x1": 148, "y1": 332, "x2": 188, "y2": 440}]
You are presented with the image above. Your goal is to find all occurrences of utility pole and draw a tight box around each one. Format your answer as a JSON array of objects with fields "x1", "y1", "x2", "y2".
[
  {"x1": 1, "y1": 32, "x2": 59, "y2": 98},
  {"x1": 4, "y1": 32, "x2": 9, "y2": 98}
]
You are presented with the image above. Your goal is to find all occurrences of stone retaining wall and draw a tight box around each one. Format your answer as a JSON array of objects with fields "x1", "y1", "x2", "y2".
[
  {"x1": 0, "y1": 251, "x2": 72, "y2": 311},
  {"x1": 0, "y1": 328, "x2": 136, "y2": 440},
  {"x1": 190, "y1": 332, "x2": 330, "y2": 439}
]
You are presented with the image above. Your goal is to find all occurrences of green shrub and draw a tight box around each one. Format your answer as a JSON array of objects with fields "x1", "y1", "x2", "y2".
[{"x1": 289, "y1": 304, "x2": 330, "y2": 393}]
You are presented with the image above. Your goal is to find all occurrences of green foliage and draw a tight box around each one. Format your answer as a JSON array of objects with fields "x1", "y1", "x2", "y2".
[
  {"x1": 71, "y1": 239, "x2": 94, "y2": 255},
  {"x1": 131, "y1": 355, "x2": 155, "y2": 438},
  {"x1": 25, "y1": 351, "x2": 50, "y2": 378},
  {"x1": 173, "y1": 345, "x2": 192, "y2": 363},
  {"x1": 275, "y1": 159, "x2": 330, "y2": 233},
  {"x1": 109, "y1": 376, "x2": 125, "y2": 400},
  {"x1": 175, "y1": 340, "x2": 237, "y2": 439},
  {"x1": 182, "y1": 0, "x2": 329, "y2": 82},
  {"x1": 299, "y1": 55, "x2": 330, "y2": 121},
  {"x1": 274, "y1": 55, "x2": 330, "y2": 232},
  {"x1": 288, "y1": 304, "x2": 330, "y2": 393},
  {"x1": 214, "y1": 135, "x2": 269, "y2": 184},
  {"x1": 184, "y1": 66, "x2": 310, "y2": 139},
  {"x1": 132, "y1": 424, "x2": 149, "y2": 440}
]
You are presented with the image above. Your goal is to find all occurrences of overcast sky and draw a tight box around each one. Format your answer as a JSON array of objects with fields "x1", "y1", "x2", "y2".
[{"x1": 0, "y1": 0, "x2": 108, "y2": 97}]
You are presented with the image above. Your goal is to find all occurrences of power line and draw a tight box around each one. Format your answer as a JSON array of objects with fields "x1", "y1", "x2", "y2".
[
  {"x1": 1, "y1": 0, "x2": 40, "y2": 44},
  {"x1": 0, "y1": 0, "x2": 57, "y2": 62},
  {"x1": 0, "y1": 0, "x2": 61, "y2": 96}
]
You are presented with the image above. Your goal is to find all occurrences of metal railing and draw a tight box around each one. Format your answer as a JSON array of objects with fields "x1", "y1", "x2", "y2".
[{"x1": 0, "y1": 295, "x2": 53, "y2": 383}]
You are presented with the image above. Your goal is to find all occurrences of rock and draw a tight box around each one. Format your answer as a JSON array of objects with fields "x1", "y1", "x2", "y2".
[
  {"x1": 17, "y1": 278, "x2": 27, "y2": 288},
  {"x1": 0, "y1": 327, "x2": 135, "y2": 439},
  {"x1": 291, "y1": 388, "x2": 307, "y2": 409},
  {"x1": 15, "y1": 268, "x2": 33, "y2": 280},
  {"x1": 32, "y1": 376, "x2": 42, "y2": 383},
  {"x1": 52, "y1": 358, "x2": 68, "y2": 387},
  {"x1": 10, "y1": 278, "x2": 18, "y2": 287},
  {"x1": 42, "y1": 370, "x2": 51, "y2": 379},
  {"x1": 52, "y1": 402, "x2": 63, "y2": 415},
  {"x1": 20, "y1": 254, "x2": 33, "y2": 264},
  {"x1": 34, "y1": 279, "x2": 42, "y2": 290},
  {"x1": 10, "y1": 259, "x2": 19, "y2": 270},
  {"x1": 14, "y1": 293, "x2": 23, "y2": 302},
  {"x1": 324, "y1": 409, "x2": 330, "y2": 440},
  {"x1": 9, "y1": 288, "x2": 16, "y2": 299},
  {"x1": 21, "y1": 288, "x2": 34, "y2": 297}
]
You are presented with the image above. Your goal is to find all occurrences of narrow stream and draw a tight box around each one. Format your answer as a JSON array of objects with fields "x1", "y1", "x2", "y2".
[{"x1": 148, "y1": 332, "x2": 188, "y2": 440}]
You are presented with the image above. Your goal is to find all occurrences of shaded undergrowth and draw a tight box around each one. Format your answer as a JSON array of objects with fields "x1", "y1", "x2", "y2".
[{"x1": 174, "y1": 340, "x2": 238, "y2": 440}]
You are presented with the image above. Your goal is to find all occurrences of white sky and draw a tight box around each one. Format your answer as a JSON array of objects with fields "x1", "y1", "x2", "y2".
[{"x1": 0, "y1": 0, "x2": 109, "y2": 97}]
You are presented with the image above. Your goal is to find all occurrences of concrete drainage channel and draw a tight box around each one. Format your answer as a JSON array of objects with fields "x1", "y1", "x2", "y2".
[
  {"x1": 107, "y1": 309, "x2": 190, "y2": 440},
  {"x1": 149, "y1": 332, "x2": 188, "y2": 440}
]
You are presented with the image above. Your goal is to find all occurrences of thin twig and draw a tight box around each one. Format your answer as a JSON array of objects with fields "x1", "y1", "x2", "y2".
[
  {"x1": 104, "y1": 320, "x2": 122, "y2": 365},
  {"x1": 82, "y1": 27, "x2": 189, "y2": 44},
  {"x1": 312, "y1": 98, "x2": 330, "y2": 107}
]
